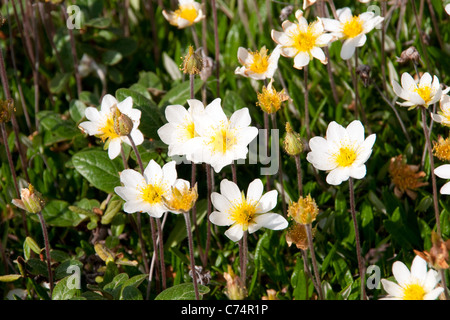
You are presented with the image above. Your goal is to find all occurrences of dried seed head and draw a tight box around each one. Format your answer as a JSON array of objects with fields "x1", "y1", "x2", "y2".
[
  {"x1": 286, "y1": 222, "x2": 310, "y2": 250},
  {"x1": 279, "y1": 5, "x2": 294, "y2": 21},
  {"x1": 287, "y1": 194, "x2": 319, "y2": 225},
  {"x1": 433, "y1": 136, "x2": 450, "y2": 161},
  {"x1": 396, "y1": 46, "x2": 421, "y2": 65},
  {"x1": 256, "y1": 79, "x2": 289, "y2": 114},
  {"x1": 389, "y1": 155, "x2": 427, "y2": 200}
]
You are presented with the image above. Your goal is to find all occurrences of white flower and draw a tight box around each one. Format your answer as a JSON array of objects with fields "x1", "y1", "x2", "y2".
[
  {"x1": 235, "y1": 45, "x2": 281, "y2": 80},
  {"x1": 78, "y1": 94, "x2": 144, "y2": 159},
  {"x1": 271, "y1": 10, "x2": 335, "y2": 70},
  {"x1": 446, "y1": 4, "x2": 450, "y2": 16},
  {"x1": 434, "y1": 164, "x2": 450, "y2": 195},
  {"x1": 431, "y1": 94, "x2": 450, "y2": 126},
  {"x1": 188, "y1": 99, "x2": 258, "y2": 173},
  {"x1": 380, "y1": 255, "x2": 444, "y2": 300},
  {"x1": 321, "y1": 7, "x2": 384, "y2": 60},
  {"x1": 162, "y1": 0, "x2": 205, "y2": 29},
  {"x1": 209, "y1": 179, "x2": 288, "y2": 242},
  {"x1": 114, "y1": 160, "x2": 177, "y2": 218},
  {"x1": 157, "y1": 99, "x2": 206, "y2": 161},
  {"x1": 392, "y1": 72, "x2": 443, "y2": 109},
  {"x1": 306, "y1": 120, "x2": 376, "y2": 185}
]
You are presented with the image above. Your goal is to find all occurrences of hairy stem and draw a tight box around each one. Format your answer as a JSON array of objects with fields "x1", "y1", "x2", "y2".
[
  {"x1": 306, "y1": 223, "x2": 323, "y2": 300},
  {"x1": 184, "y1": 211, "x2": 200, "y2": 300},
  {"x1": 37, "y1": 211, "x2": 53, "y2": 298}
]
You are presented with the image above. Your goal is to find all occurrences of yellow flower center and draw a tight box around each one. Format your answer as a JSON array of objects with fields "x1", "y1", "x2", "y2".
[
  {"x1": 334, "y1": 146, "x2": 357, "y2": 167},
  {"x1": 208, "y1": 124, "x2": 237, "y2": 154},
  {"x1": 99, "y1": 115, "x2": 119, "y2": 143},
  {"x1": 342, "y1": 16, "x2": 363, "y2": 39},
  {"x1": 230, "y1": 198, "x2": 257, "y2": 230},
  {"x1": 248, "y1": 49, "x2": 269, "y2": 74},
  {"x1": 402, "y1": 283, "x2": 426, "y2": 300},
  {"x1": 185, "y1": 121, "x2": 196, "y2": 140},
  {"x1": 292, "y1": 27, "x2": 317, "y2": 52},
  {"x1": 140, "y1": 184, "x2": 164, "y2": 205},
  {"x1": 287, "y1": 194, "x2": 318, "y2": 225},
  {"x1": 257, "y1": 86, "x2": 288, "y2": 114},
  {"x1": 414, "y1": 85, "x2": 432, "y2": 104},
  {"x1": 175, "y1": 5, "x2": 198, "y2": 23}
]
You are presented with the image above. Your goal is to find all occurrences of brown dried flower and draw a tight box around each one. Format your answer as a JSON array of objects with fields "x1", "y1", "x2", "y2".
[
  {"x1": 414, "y1": 232, "x2": 450, "y2": 270},
  {"x1": 388, "y1": 155, "x2": 428, "y2": 199}
]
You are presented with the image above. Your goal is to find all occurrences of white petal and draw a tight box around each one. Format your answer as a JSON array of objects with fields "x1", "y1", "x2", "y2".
[
  {"x1": 246, "y1": 179, "x2": 264, "y2": 204},
  {"x1": 419, "y1": 73, "x2": 432, "y2": 88},
  {"x1": 101, "y1": 94, "x2": 118, "y2": 113},
  {"x1": 108, "y1": 139, "x2": 122, "y2": 159},
  {"x1": 84, "y1": 107, "x2": 102, "y2": 122},
  {"x1": 252, "y1": 213, "x2": 288, "y2": 232},
  {"x1": 119, "y1": 169, "x2": 146, "y2": 187},
  {"x1": 211, "y1": 192, "x2": 232, "y2": 213},
  {"x1": 129, "y1": 129, "x2": 144, "y2": 146},
  {"x1": 117, "y1": 96, "x2": 133, "y2": 114},
  {"x1": 321, "y1": 18, "x2": 342, "y2": 32},
  {"x1": 220, "y1": 179, "x2": 241, "y2": 202},
  {"x1": 144, "y1": 159, "x2": 163, "y2": 185},
  {"x1": 346, "y1": 120, "x2": 365, "y2": 144},
  {"x1": 229, "y1": 108, "x2": 251, "y2": 129},
  {"x1": 326, "y1": 167, "x2": 350, "y2": 185},
  {"x1": 381, "y1": 279, "x2": 403, "y2": 298},
  {"x1": 224, "y1": 224, "x2": 244, "y2": 242},
  {"x1": 158, "y1": 123, "x2": 176, "y2": 145},
  {"x1": 340, "y1": 38, "x2": 357, "y2": 60},
  {"x1": 209, "y1": 210, "x2": 233, "y2": 226},
  {"x1": 434, "y1": 164, "x2": 450, "y2": 179},
  {"x1": 187, "y1": 99, "x2": 205, "y2": 114},
  {"x1": 271, "y1": 30, "x2": 291, "y2": 46},
  {"x1": 162, "y1": 161, "x2": 177, "y2": 186},
  {"x1": 293, "y1": 51, "x2": 310, "y2": 69},
  {"x1": 165, "y1": 104, "x2": 189, "y2": 124},
  {"x1": 337, "y1": 7, "x2": 353, "y2": 23},
  {"x1": 401, "y1": 72, "x2": 417, "y2": 92},
  {"x1": 410, "y1": 255, "x2": 427, "y2": 282},
  {"x1": 255, "y1": 190, "x2": 278, "y2": 213},
  {"x1": 349, "y1": 165, "x2": 366, "y2": 180},
  {"x1": 392, "y1": 261, "x2": 411, "y2": 287},
  {"x1": 310, "y1": 47, "x2": 326, "y2": 63},
  {"x1": 440, "y1": 181, "x2": 450, "y2": 195},
  {"x1": 237, "y1": 47, "x2": 251, "y2": 65},
  {"x1": 423, "y1": 287, "x2": 444, "y2": 300}
]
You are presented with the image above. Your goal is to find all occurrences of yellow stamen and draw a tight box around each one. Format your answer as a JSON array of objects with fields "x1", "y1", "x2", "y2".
[
  {"x1": 334, "y1": 146, "x2": 357, "y2": 167},
  {"x1": 140, "y1": 184, "x2": 164, "y2": 205},
  {"x1": 433, "y1": 137, "x2": 450, "y2": 161},
  {"x1": 414, "y1": 86, "x2": 432, "y2": 104},
  {"x1": 185, "y1": 121, "x2": 196, "y2": 140},
  {"x1": 248, "y1": 48, "x2": 269, "y2": 74},
  {"x1": 208, "y1": 124, "x2": 237, "y2": 154},
  {"x1": 292, "y1": 26, "x2": 317, "y2": 52},
  {"x1": 175, "y1": 5, "x2": 198, "y2": 23},
  {"x1": 402, "y1": 283, "x2": 426, "y2": 300},
  {"x1": 99, "y1": 116, "x2": 119, "y2": 142},
  {"x1": 230, "y1": 197, "x2": 257, "y2": 230},
  {"x1": 342, "y1": 16, "x2": 363, "y2": 39},
  {"x1": 164, "y1": 183, "x2": 198, "y2": 213}
]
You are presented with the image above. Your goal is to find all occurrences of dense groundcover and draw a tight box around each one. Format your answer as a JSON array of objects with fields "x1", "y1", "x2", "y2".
[{"x1": 0, "y1": 0, "x2": 449, "y2": 302}]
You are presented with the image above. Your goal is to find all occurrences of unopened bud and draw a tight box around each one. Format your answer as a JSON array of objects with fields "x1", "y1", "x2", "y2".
[
  {"x1": 12, "y1": 184, "x2": 45, "y2": 214},
  {"x1": 283, "y1": 122, "x2": 303, "y2": 156},
  {"x1": 0, "y1": 99, "x2": 15, "y2": 123},
  {"x1": 181, "y1": 45, "x2": 203, "y2": 75},
  {"x1": 114, "y1": 112, "x2": 133, "y2": 136},
  {"x1": 396, "y1": 46, "x2": 421, "y2": 65}
]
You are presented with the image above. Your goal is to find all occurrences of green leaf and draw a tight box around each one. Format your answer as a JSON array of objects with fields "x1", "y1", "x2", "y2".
[
  {"x1": 101, "y1": 199, "x2": 123, "y2": 224},
  {"x1": 38, "y1": 200, "x2": 86, "y2": 227},
  {"x1": 49, "y1": 73, "x2": 71, "y2": 94},
  {"x1": 0, "y1": 274, "x2": 22, "y2": 282},
  {"x1": 158, "y1": 78, "x2": 203, "y2": 108},
  {"x1": 121, "y1": 286, "x2": 143, "y2": 300},
  {"x1": 154, "y1": 283, "x2": 210, "y2": 300},
  {"x1": 72, "y1": 149, "x2": 124, "y2": 194},
  {"x1": 37, "y1": 110, "x2": 81, "y2": 146},
  {"x1": 52, "y1": 276, "x2": 78, "y2": 300},
  {"x1": 85, "y1": 17, "x2": 111, "y2": 28},
  {"x1": 103, "y1": 50, "x2": 123, "y2": 66},
  {"x1": 162, "y1": 52, "x2": 182, "y2": 81},
  {"x1": 23, "y1": 237, "x2": 41, "y2": 261}
]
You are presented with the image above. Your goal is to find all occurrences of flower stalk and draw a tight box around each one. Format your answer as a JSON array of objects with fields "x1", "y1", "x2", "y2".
[{"x1": 349, "y1": 178, "x2": 366, "y2": 300}]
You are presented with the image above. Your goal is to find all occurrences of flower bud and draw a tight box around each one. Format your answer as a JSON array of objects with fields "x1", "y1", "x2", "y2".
[
  {"x1": 0, "y1": 99, "x2": 15, "y2": 123},
  {"x1": 12, "y1": 184, "x2": 45, "y2": 214},
  {"x1": 113, "y1": 112, "x2": 133, "y2": 136},
  {"x1": 283, "y1": 122, "x2": 303, "y2": 156},
  {"x1": 223, "y1": 265, "x2": 246, "y2": 300},
  {"x1": 181, "y1": 45, "x2": 203, "y2": 75}
]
